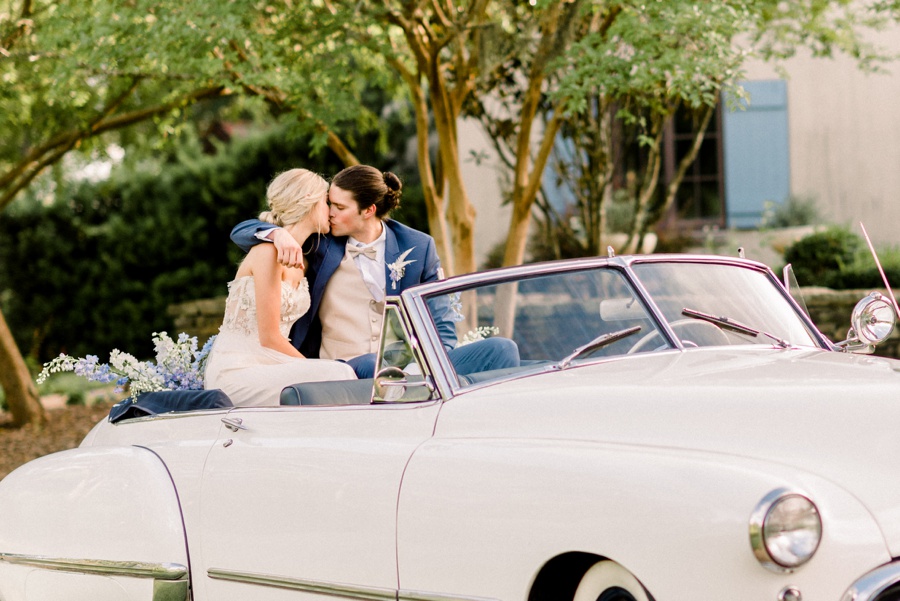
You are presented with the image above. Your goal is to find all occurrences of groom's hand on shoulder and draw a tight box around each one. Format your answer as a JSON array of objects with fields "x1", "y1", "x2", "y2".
[{"x1": 272, "y1": 228, "x2": 305, "y2": 269}]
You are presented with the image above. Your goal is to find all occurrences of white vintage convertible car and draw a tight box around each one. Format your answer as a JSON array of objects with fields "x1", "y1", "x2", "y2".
[{"x1": 2, "y1": 254, "x2": 900, "y2": 601}]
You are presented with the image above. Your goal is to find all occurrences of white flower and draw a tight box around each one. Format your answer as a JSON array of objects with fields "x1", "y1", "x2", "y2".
[
  {"x1": 448, "y1": 292, "x2": 466, "y2": 323},
  {"x1": 388, "y1": 247, "x2": 416, "y2": 290},
  {"x1": 458, "y1": 326, "x2": 500, "y2": 347},
  {"x1": 37, "y1": 332, "x2": 216, "y2": 402}
]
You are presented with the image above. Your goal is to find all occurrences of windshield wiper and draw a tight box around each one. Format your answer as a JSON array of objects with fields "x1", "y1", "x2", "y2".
[
  {"x1": 557, "y1": 325, "x2": 642, "y2": 369},
  {"x1": 681, "y1": 308, "x2": 790, "y2": 349}
]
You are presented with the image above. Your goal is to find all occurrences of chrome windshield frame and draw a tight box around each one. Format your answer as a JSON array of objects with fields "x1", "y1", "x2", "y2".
[
  {"x1": 625, "y1": 254, "x2": 832, "y2": 350},
  {"x1": 400, "y1": 255, "x2": 832, "y2": 399}
]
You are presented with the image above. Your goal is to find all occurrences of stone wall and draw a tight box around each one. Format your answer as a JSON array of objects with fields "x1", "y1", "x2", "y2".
[
  {"x1": 167, "y1": 297, "x2": 226, "y2": 346},
  {"x1": 168, "y1": 287, "x2": 900, "y2": 359},
  {"x1": 802, "y1": 288, "x2": 900, "y2": 360}
]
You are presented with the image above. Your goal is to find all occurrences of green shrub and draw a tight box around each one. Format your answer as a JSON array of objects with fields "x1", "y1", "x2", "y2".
[
  {"x1": 783, "y1": 227, "x2": 862, "y2": 287},
  {"x1": 1, "y1": 124, "x2": 426, "y2": 362},
  {"x1": 605, "y1": 190, "x2": 635, "y2": 234},
  {"x1": 762, "y1": 195, "x2": 820, "y2": 228},
  {"x1": 65, "y1": 391, "x2": 86, "y2": 406},
  {"x1": 830, "y1": 265, "x2": 900, "y2": 290},
  {"x1": 783, "y1": 227, "x2": 900, "y2": 289}
]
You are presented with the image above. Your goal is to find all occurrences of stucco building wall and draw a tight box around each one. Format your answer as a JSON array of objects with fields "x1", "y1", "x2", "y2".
[
  {"x1": 456, "y1": 117, "x2": 513, "y2": 269},
  {"x1": 741, "y1": 28, "x2": 900, "y2": 247}
]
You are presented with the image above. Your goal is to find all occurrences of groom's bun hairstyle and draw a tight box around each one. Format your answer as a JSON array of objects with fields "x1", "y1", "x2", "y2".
[
  {"x1": 259, "y1": 168, "x2": 328, "y2": 227},
  {"x1": 332, "y1": 165, "x2": 402, "y2": 219}
]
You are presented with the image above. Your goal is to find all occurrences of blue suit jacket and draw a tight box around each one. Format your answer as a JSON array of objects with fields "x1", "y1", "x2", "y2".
[{"x1": 231, "y1": 219, "x2": 457, "y2": 358}]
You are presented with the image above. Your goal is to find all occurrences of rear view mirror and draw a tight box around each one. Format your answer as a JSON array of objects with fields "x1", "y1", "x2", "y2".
[{"x1": 599, "y1": 298, "x2": 650, "y2": 321}]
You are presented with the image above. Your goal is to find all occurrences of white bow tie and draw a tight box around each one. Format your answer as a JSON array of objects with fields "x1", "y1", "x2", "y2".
[{"x1": 348, "y1": 245, "x2": 377, "y2": 260}]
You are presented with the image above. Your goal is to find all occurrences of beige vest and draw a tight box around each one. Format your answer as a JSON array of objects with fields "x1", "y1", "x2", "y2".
[{"x1": 319, "y1": 251, "x2": 385, "y2": 360}]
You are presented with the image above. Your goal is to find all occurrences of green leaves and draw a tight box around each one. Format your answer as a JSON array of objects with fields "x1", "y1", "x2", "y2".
[
  {"x1": 0, "y1": 0, "x2": 412, "y2": 213},
  {"x1": 556, "y1": 1, "x2": 748, "y2": 118},
  {"x1": 555, "y1": 0, "x2": 897, "y2": 119}
]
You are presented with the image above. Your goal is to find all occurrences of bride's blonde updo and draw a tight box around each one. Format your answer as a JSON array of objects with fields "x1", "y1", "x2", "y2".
[{"x1": 258, "y1": 168, "x2": 328, "y2": 227}]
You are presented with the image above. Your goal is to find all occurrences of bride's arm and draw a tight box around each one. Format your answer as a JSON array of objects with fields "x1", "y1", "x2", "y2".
[{"x1": 250, "y1": 245, "x2": 306, "y2": 358}]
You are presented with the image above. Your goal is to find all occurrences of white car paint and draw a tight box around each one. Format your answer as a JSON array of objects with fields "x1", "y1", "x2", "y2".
[{"x1": 2, "y1": 255, "x2": 900, "y2": 601}]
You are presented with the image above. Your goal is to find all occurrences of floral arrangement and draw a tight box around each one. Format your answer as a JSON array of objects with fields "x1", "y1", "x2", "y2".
[
  {"x1": 458, "y1": 326, "x2": 500, "y2": 346},
  {"x1": 37, "y1": 332, "x2": 216, "y2": 401},
  {"x1": 388, "y1": 247, "x2": 416, "y2": 290},
  {"x1": 447, "y1": 292, "x2": 466, "y2": 323}
]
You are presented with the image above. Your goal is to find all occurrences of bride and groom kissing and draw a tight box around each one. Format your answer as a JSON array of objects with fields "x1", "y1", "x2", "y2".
[{"x1": 203, "y1": 164, "x2": 519, "y2": 407}]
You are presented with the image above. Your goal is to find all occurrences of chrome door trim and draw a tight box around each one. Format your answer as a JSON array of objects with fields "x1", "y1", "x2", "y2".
[
  {"x1": 0, "y1": 553, "x2": 187, "y2": 580},
  {"x1": 207, "y1": 568, "x2": 395, "y2": 600},
  {"x1": 206, "y1": 568, "x2": 500, "y2": 601}
]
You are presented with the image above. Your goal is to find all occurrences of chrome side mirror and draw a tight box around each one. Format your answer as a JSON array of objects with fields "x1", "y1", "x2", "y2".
[
  {"x1": 836, "y1": 292, "x2": 896, "y2": 354},
  {"x1": 372, "y1": 366, "x2": 435, "y2": 403}
]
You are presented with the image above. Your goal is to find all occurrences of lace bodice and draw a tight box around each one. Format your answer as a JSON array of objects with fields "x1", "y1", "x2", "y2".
[{"x1": 219, "y1": 276, "x2": 310, "y2": 339}]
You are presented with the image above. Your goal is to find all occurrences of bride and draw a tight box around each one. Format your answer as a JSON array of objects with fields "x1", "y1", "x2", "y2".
[{"x1": 204, "y1": 168, "x2": 356, "y2": 406}]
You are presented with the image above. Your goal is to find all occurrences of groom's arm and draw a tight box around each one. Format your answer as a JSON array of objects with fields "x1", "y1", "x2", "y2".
[
  {"x1": 231, "y1": 219, "x2": 278, "y2": 253},
  {"x1": 231, "y1": 219, "x2": 305, "y2": 268},
  {"x1": 419, "y1": 238, "x2": 458, "y2": 351}
]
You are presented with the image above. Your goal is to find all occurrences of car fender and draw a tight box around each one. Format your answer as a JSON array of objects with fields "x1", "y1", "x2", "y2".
[
  {"x1": 0, "y1": 445, "x2": 189, "y2": 601},
  {"x1": 397, "y1": 439, "x2": 890, "y2": 601}
]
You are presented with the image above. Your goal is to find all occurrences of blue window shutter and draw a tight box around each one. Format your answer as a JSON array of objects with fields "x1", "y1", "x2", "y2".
[{"x1": 722, "y1": 80, "x2": 790, "y2": 228}]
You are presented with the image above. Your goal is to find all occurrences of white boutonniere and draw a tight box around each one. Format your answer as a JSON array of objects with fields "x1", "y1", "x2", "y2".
[{"x1": 387, "y1": 247, "x2": 416, "y2": 290}]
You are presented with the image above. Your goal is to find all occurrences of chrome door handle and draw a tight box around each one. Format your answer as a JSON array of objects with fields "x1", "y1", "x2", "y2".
[{"x1": 221, "y1": 417, "x2": 247, "y2": 432}]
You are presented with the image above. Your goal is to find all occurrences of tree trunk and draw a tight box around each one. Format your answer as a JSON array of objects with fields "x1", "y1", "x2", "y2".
[
  {"x1": 501, "y1": 112, "x2": 563, "y2": 267},
  {"x1": 593, "y1": 97, "x2": 616, "y2": 254},
  {"x1": 429, "y1": 71, "x2": 477, "y2": 279},
  {"x1": 409, "y1": 79, "x2": 454, "y2": 275},
  {"x1": 624, "y1": 117, "x2": 664, "y2": 253},
  {"x1": 0, "y1": 308, "x2": 46, "y2": 427}
]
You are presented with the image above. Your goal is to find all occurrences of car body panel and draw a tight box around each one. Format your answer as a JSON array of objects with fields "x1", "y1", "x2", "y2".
[
  {"x1": 397, "y1": 437, "x2": 888, "y2": 601},
  {"x1": 80, "y1": 408, "x2": 229, "y2": 600},
  {"x1": 429, "y1": 347, "x2": 900, "y2": 555},
  {"x1": 3, "y1": 255, "x2": 900, "y2": 601},
  {"x1": 0, "y1": 446, "x2": 189, "y2": 601},
  {"x1": 197, "y1": 402, "x2": 440, "y2": 599}
]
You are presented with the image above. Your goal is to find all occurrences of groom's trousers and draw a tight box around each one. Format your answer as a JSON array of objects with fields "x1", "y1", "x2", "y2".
[{"x1": 346, "y1": 336, "x2": 520, "y2": 380}]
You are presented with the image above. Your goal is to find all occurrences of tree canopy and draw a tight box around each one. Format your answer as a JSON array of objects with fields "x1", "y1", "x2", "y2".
[
  {"x1": 3, "y1": 0, "x2": 898, "y2": 262},
  {"x1": 1, "y1": 0, "x2": 898, "y2": 426}
]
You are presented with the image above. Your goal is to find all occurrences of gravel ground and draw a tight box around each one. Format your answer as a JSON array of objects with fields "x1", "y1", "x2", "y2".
[{"x1": 0, "y1": 402, "x2": 115, "y2": 480}]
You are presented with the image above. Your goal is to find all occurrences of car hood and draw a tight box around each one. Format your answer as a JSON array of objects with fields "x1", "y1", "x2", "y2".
[{"x1": 448, "y1": 347, "x2": 900, "y2": 554}]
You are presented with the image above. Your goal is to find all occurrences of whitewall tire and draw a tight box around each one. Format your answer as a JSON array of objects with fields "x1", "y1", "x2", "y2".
[{"x1": 572, "y1": 560, "x2": 651, "y2": 601}]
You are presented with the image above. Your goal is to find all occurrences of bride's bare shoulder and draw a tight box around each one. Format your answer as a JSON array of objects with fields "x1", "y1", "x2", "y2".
[{"x1": 235, "y1": 243, "x2": 279, "y2": 279}]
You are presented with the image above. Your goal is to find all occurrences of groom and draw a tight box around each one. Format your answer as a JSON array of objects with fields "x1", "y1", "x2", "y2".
[{"x1": 231, "y1": 165, "x2": 518, "y2": 379}]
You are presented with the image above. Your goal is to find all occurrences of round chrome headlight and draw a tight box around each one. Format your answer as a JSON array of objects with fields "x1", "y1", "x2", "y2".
[
  {"x1": 851, "y1": 292, "x2": 896, "y2": 346},
  {"x1": 750, "y1": 489, "x2": 822, "y2": 572}
]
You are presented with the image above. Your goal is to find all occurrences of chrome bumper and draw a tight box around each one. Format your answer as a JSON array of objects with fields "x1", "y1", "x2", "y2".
[{"x1": 843, "y1": 561, "x2": 900, "y2": 601}]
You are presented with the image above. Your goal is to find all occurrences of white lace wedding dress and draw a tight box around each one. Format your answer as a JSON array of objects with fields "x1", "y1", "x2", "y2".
[{"x1": 203, "y1": 276, "x2": 356, "y2": 406}]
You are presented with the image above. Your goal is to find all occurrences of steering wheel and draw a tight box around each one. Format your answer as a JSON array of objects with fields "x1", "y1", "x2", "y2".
[{"x1": 627, "y1": 318, "x2": 730, "y2": 354}]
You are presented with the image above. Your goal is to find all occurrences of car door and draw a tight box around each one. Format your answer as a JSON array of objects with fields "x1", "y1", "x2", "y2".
[{"x1": 197, "y1": 397, "x2": 441, "y2": 600}]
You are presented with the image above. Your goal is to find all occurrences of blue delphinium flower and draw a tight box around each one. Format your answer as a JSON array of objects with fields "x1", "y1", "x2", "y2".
[{"x1": 38, "y1": 331, "x2": 214, "y2": 401}]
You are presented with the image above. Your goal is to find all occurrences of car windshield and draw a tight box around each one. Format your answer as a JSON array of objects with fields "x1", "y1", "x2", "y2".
[
  {"x1": 631, "y1": 262, "x2": 819, "y2": 348},
  {"x1": 424, "y1": 267, "x2": 666, "y2": 386},
  {"x1": 422, "y1": 261, "x2": 821, "y2": 388}
]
